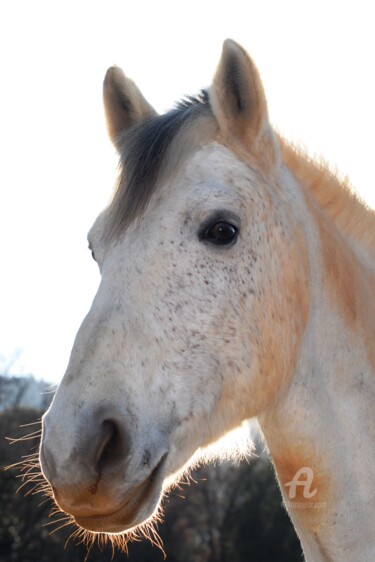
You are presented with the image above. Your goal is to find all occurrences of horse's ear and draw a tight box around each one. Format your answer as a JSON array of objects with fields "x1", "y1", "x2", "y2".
[
  {"x1": 210, "y1": 40, "x2": 273, "y2": 156},
  {"x1": 103, "y1": 66, "x2": 156, "y2": 147}
]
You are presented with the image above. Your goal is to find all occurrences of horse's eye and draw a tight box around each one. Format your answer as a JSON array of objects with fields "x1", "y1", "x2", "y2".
[{"x1": 201, "y1": 222, "x2": 238, "y2": 245}]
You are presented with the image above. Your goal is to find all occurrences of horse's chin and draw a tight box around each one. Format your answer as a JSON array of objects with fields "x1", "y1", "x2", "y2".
[
  {"x1": 74, "y1": 454, "x2": 167, "y2": 534},
  {"x1": 74, "y1": 491, "x2": 161, "y2": 534}
]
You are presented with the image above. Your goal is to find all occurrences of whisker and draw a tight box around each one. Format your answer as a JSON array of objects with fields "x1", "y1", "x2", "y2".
[
  {"x1": 83, "y1": 534, "x2": 95, "y2": 561},
  {"x1": 6, "y1": 430, "x2": 42, "y2": 444},
  {"x1": 17, "y1": 479, "x2": 44, "y2": 494},
  {"x1": 19, "y1": 420, "x2": 42, "y2": 428},
  {"x1": 16, "y1": 468, "x2": 42, "y2": 479},
  {"x1": 48, "y1": 521, "x2": 74, "y2": 536},
  {"x1": 37, "y1": 497, "x2": 52, "y2": 508},
  {"x1": 44, "y1": 516, "x2": 72, "y2": 528},
  {"x1": 4, "y1": 455, "x2": 39, "y2": 471}
]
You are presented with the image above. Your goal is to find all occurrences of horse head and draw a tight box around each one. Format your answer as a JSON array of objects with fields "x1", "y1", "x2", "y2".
[{"x1": 40, "y1": 40, "x2": 309, "y2": 535}]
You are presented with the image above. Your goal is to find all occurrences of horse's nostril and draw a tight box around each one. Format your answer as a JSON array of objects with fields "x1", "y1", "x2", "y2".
[{"x1": 95, "y1": 419, "x2": 125, "y2": 474}]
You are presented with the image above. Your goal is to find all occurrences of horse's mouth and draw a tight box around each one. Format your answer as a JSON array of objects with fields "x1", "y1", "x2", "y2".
[{"x1": 74, "y1": 453, "x2": 168, "y2": 533}]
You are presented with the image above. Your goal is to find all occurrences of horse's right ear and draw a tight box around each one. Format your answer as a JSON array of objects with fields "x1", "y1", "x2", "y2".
[{"x1": 103, "y1": 67, "x2": 156, "y2": 148}]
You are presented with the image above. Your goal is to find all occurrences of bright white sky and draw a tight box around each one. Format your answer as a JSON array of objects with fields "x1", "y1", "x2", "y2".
[{"x1": 1, "y1": 1, "x2": 374, "y2": 383}]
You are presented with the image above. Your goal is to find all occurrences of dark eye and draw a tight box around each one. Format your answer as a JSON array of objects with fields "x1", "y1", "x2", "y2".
[{"x1": 201, "y1": 221, "x2": 238, "y2": 246}]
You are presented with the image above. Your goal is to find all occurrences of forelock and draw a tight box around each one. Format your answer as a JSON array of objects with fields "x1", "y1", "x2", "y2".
[{"x1": 104, "y1": 90, "x2": 216, "y2": 242}]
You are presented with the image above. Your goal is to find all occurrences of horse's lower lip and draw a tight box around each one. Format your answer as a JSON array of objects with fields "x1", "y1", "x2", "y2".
[{"x1": 74, "y1": 453, "x2": 168, "y2": 533}]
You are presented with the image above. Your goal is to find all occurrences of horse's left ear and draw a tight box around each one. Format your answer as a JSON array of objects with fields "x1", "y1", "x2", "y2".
[
  {"x1": 210, "y1": 39, "x2": 276, "y2": 159},
  {"x1": 103, "y1": 66, "x2": 157, "y2": 148}
]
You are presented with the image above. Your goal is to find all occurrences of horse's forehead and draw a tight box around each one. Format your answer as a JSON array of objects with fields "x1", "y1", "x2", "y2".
[
  {"x1": 181, "y1": 143, "x2": 256, "y2": 186},
  {"x1": 158, "y1": 142, "x2": 260, "y2": 216}
]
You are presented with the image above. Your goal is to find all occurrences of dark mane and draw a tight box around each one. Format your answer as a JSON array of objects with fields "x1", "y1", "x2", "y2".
[
  {"x1": 105, "y1": 89, "x2": 213, "y2": 241},
  {"x1": 175, "y1": 89, "x2": 210, "y2": 109}
]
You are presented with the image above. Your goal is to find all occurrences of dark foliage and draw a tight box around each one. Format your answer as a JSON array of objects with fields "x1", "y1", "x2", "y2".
[{"x1": 0, "y1": 408, "x2": 302, "y2": 562}]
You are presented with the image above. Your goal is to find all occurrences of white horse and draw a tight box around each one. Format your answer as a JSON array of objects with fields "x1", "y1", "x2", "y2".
[{"x1": 39, "y1": 40, "x2": 375, "y2": 561}]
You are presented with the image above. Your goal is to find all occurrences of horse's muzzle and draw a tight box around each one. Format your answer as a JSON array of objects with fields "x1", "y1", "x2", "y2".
[{"x1": 40, "y1": 405, "x2": 169, "y2": 532}]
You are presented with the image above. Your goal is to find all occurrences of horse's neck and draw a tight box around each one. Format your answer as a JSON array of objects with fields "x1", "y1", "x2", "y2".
[{"x1": 259, "y1": 202, "x2": 375, "y2": 562}]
